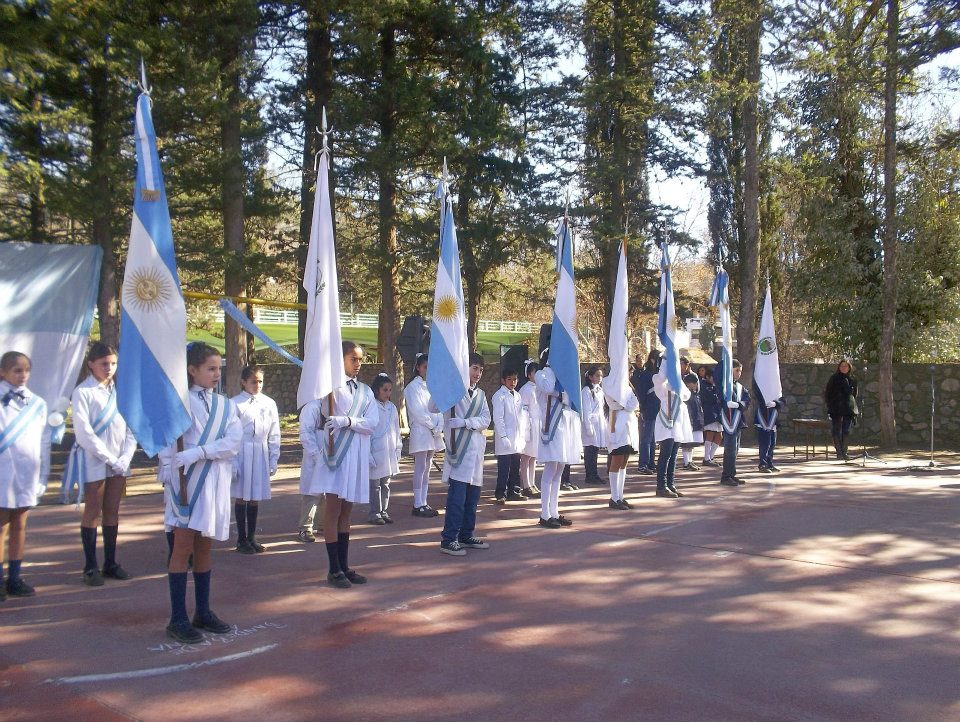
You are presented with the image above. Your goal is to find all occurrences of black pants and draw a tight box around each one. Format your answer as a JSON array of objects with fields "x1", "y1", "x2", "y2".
[
  {"x1": 494, "y1": 454, "x2": 522, "y2": 498},
  {"x1": 584, "y1": 445, "x2": 600, "y2": 480}
]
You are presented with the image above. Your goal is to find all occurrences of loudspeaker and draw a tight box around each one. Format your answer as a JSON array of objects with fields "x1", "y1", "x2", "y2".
[
  {"x1": 538, "y1": 323, "x2": 552, "y2": 362},
  {"x1": 397, "y1": 315, "x2": 430, "y2": 365},
  {"x1": 499, "y1": 344, "x2": 528, "y2": 378}
]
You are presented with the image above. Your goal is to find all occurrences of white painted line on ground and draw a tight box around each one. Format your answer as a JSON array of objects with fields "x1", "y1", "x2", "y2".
[{"x1": 45, "y1": 644, "x2": 278, "y2": 684}]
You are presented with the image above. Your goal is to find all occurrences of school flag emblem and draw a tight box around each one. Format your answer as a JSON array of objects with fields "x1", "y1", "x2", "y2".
[
  {"x1": 297, "y1": 111, "x2": 345, "y2": 408},
  {"x1": 549, "y1": 213, "x2": 581, "y2": 413},
  {"x1": 606, "y1": 240, "x2": 632, "y2": 406},
  {"x1": 754, "y1": 282, "x2": 782, "y2": 425},
  {"x1": 426, "y1": 163, "x2": 469, "y2": 413},
  {"x1": 657, "y1": 241, "x2": 683, "y2": 395},
  {"x1": 709, "y1": 267, "x2": 739, "y2": 433},
  {"x1": 117, "y1": 83, "x2": 191, "y2": 457}
]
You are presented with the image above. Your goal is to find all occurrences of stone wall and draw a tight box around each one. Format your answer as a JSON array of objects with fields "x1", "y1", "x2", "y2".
[{"x1": 260, "y1": 361, "x2": 960, "y2": 449}]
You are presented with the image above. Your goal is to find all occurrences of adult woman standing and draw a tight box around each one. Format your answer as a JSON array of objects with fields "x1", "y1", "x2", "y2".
[{"x1": 824, "y1": 360, "x2": 859, "y2": 460}]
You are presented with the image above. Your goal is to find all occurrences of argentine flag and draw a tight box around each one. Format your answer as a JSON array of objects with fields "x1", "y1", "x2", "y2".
[
  {"x1": 549, "y1": 216, "x2": 581, "y2": 413},
  {"x1": 709, "y1": 268, "x2": 738, "y2": 432},
  {"x1": 426, "y1": 175, "x2": 469, "y2": 413},
  {"x1": 117, "y1": 90, "x2": 191, "y2": 457},
  {"x1": 606, "y1": 240, "x2": 632, "y2": 406},
  {"x1": 657, "y1": 241, "x2": 683, "y2": 395}
]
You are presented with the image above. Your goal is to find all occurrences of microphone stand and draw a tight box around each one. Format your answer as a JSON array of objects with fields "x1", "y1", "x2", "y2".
[{"x1": 848, "y1": 363, "x2": 884, "y2": 467}]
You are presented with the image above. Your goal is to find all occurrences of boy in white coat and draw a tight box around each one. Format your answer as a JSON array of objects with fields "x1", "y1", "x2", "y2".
[
  {"x1": 439, "y1": 353, "x2": 492, "y2": 556},
  {"x1": 535, "y1": 351, "x2": 582, "y2": 529},
  {"x1": 653, "y1": 355, "x2": 693, "y2": 499},
  {"x1": 492, "y1": 367, "x2": 524, "y2": 503},
  {"x1": 368, "y1": 373, "x2": 401, "y2": 524}
]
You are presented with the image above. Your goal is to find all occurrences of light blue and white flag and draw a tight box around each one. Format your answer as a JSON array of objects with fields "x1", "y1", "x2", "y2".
[
  {"x1": 0, "y1": 242, "x2": 101, "y2": 411},
  {"x1": 657, "y1": 241, "x2": 683, "y2": 395},
  {"x1": 117, "y1": 86, "x2": 191, "y2": 457},
  {"x1": 219, "y1": 299, "x2": 304, "y2": 368},
  {"x1": 426, "y1": 166, "x2": 469, "y2": 413},
  {"x1": 606, "y1": 240, "x2": 632, "y2": 406},
  {"x1": 296, "y1": 117, "x2": 345, "y2": 408},
  {"x1": 709, "y1": 267, "x2": 738, "y2": 432},
  {"x1": 754, "y1": 282, "x2": 782, "y2": 424},
  {"x1": 549, "y1": 214, "x2": 581, "y2": 413}
]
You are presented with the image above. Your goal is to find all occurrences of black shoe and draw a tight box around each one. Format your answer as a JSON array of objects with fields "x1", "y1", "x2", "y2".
[
  {"x1": 102, "y1": 563, "x2": 132, "y2": 580},
  {"x1": 192, "y1": 611, "x2": 232, "y2": 634},
  {"x1": 559, "y1": 482, "x2": 574, "y2": 491},
  {"x1": 412, "y1": 505, "x2": 439, "y2": 518},
  {"x1": 167, "y1": 620, "x2": 203, "y2": 644},
  {"x1": 585, "y1": 477, "x2": 607, "y2": 486},
  {"x1": 538, "y1": 517, "x2": 562, "y2": 529},
  {"x1": 381, "y1": 512, "x2": 394, "y2": 524},
  {"x1": 758, "y1": 466, "x2": 773, "y2": 474},
  {"x1": 637, "y1": 467, "x2": 656, "y2": 476},
  {"x1": 568, "y1": 483, "x2": 580, "y2": 490},
  {"x1": 5, "y1": 577, "x2": 35, "y2": 597},
  {"x1": 619, "y1": 498, "x2": 633, "y2": 509},
  {"x1": 525, "y1": 488, "x2": 541, "y2": 498},
  {"x1": 703, "y1": 459, "x2": 722, "y2": 467},
  {"x1": 681, "y1": 463, "x2": 700, "y2": 471},
  {"x1": 720, "y1": 477, "x2": 739, "y2": 487},
  {"x1": 667, "y1": 486, "x2": 684, "y2": 497},
  {"x1": 557, "y1": 514, "x2": 573, "y2": 526},
  {"x1": 655, "y1": 487, "x2": 679, "y2": 498},
  {"x1": 735, "y1": 477, "x2": 746, "y2": 485},
  {"x1": 298, "y1": 529, "x2": 316, "y2": 543},
  {"x1": 248, "y1": 539, "x2": 266, "y2": 553},
  {"x1": 83, "y1": 569, "x2": 104, "y2": 587},
  {"x1": 494, "y1": 496, "x2": 507, "y2": 505},
  {"x1": 344, "y1": 569, "x2": 367, "y2": 584},
  {"x1": 368, "y1": 515, "x2": 387, "y2": 525},
  {"x1": 506, "y1": 491, "x2": 526, "y2": 501},
  {"x1": 608, "y1": 499, "x2": 630, "y2": 510},
  {"x1": 327, "y1": 571, "x2": 352, "y2": 588},
  {"x1": 459, "y1": 536, "x2": 490, "y2": 549},
  {"x1": 768, "y1": 465, "x2": 780, "y2": 472},
  {"x1": 236, "y1": 540, "x2": 255, "y2": 555}
]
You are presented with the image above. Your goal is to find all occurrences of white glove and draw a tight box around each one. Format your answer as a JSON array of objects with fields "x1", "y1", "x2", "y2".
[
  {"x1": 448, "y1": 417, "x2": 467, "y2": 429},
  {"x1": 176, "y1": 447, "x2": 204, "y2": 468},
  {"x1": 270, "y1": 467, "x2": 278, "y2": 476},
  {"x1": 766, "y1": 401, "x2": 776, "y2": 409},
  {"x1": 109, "y1": 462, "x2": 127, "y2": 477},
  {"x1": 157, "y1": 464, "x2": 174, "y2": 486},
  {"x1": 324, "y1": 416, "x2": 350, "y2": 431},
  {"x1": 421, "y1": 414, "x2": 435, "y2": 429},
  {"x1": 727, "y1": 400, "x2": 740, "y2": 409}
]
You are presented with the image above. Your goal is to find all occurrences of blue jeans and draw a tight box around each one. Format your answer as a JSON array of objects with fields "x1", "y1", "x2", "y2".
[
  {"x1": 656, "y1": 439, "x2": 679, "y2": 488},
  {"x1": 442, "y1": 480, "x2": 481, "y2": 544},
  {"x1": 584, "y1": 445, "x2": 600, "y2": 479},
  {"x1": 757, "y1": 428, "x2": 777, "y2": 468},
  {"x1": 494, "y1": 454, "x2": 521, "y2": 498},
  {"x1": 722, "y1": 430, "x2": 742, "y2": 479},
  {"x1": 638, "y1": 416, "x2": 657, "y2": 469}
]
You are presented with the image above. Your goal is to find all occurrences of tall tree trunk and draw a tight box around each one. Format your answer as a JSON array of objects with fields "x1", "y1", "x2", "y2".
[
  {"x1": 89, "y1": 59, "x2": 120, "y2": 347},
  {"x1": 736, "y1": 1, "x2": 762, "y2": 389},
  {"x1": 455, "y1": 171, "x2": 481, "y2": 353},
  {"x1": 375, "y1": 21, "x2": 404, "y2": 401},
  {"x1": 878, "y1": 0, "x2": 899, "y2": 448},
  {"x1": 298, "y1": 1, "x2": 333, "y2": 360},
  {"x1": 27, "y1": 92, "x2": 46, "y2": 243},
  {"x1": 220, "y1": 24, "x2": 249, "y2": 396}
]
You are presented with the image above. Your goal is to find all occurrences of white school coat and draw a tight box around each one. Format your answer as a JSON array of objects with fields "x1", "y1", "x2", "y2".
[
  {"x1": 230, "y1": 391, "x2": 281, "y2": 502},
  {"x1": 491, "y1": 385, "x2": 524, "y2": 456},
  {"x1": 534, "y1": 367, "x2": 582, "y2": 465},
  {"x1": 652, "y1": 371, "x2": 693, "y2": 443},
  {"x1": 580, "y1": 384, "x2": 608, "y2": 447},
  {"x1": 404, "y1": 376, "x2": 444, "y2": 454},
  {"x1": 307, "y1": 375, "x2": 378, "y2": 503},
  {"x1": 441, "y1": 387, "x2": 491, "y2": 487},
  {"x1": 70, "y1": 377, "x2": 137, "y2": 481},
  {"x1": 605, "y1": 391, "x2": 640, "y2": 451},
  {"x1": 160, "y1": 386, "x2": 242, "y2": 541},
  {"x1": 517, "y1": 380, "x2": 539, "y2": 458},
  {"x1": 0, "y1": 381, "x2": 49, "y2": 508},
  {"x1": 370, "y1": 399, "x2": 401, "y2": 480},
  {"x1": 298, "y1": 399, "x2": 324, "y2": 495}
]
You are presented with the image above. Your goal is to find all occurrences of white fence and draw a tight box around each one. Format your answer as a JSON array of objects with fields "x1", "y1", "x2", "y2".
[{"x1": 250, "y1": 308, "x2": 535, "y2": 333}]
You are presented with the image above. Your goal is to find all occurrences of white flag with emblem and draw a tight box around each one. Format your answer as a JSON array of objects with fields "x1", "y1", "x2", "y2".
[{"x1": 753, "y1": 283, "x2": 782, "y2": 403}]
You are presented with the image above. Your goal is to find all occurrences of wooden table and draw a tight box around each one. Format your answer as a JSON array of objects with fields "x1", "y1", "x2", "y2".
[{"x1": 791, "y1": 418, "x2": 832, "y2": 460}]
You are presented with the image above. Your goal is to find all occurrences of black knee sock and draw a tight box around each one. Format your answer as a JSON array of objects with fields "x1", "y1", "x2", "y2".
[
  {"x1": 193, "y1": 569, "x2": 211, "y2": 618},
  {"x1": 234, "y1": 501, "x2": 248, "y2": 543},
  {"x1": 337, "y1": 532, "x2": 350, "y2": 573},
  {"x1": 246, "y1": 505, "x2": 259, "y2": 541},
  {"x1": 325, "y1": 541, "x2": 341, "y2": 575},
  {"x1": 102, "y1": 524, "x2": 118, "y2": 569},
  {"x1": 166, "y1": 531, "x2": 175, "y2": 564},
  {"x1": 168, "y1": 572, "x2": 189, "y2": 625},
  {"x1": 80, "y1": 526, "x2": 98, "y2": 572}
]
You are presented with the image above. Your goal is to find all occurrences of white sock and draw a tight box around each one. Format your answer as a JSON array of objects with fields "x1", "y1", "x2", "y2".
[
  {"x1": 616, "y1": 468, "x2": 627, "y2": 500},
  {"x1": 682, "y1": 448, "x2": 692, "y2": 465},
  {"x1": 608, "y1": 467, "x2": 618, "y2": 499},
  {"x1": 413, "y1": 452, "x2": 432, "y2": 507},
  {"x1": 541, "y1": 462, "x2": 561, "y2": 519},
  {"x1": 550, "y1": 474, "x2": 561, "y2": 518}
]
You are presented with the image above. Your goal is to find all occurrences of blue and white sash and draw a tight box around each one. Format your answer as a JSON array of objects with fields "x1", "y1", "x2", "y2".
[
  {"x1": 175, "y1": 393, "x2": 231, "y2": 525},
  {"x1": 61, "y1": 388, "x2": 120, "y2": 504},
  {"x1": 658, "y1": 391, "x2": 682, "y2": 429},
  {"x1": 721, "y1": 384, "x2": 743, "y2": 434},
  {"x1": 447, "y1": 391, "x2": 485, "y2": 468},
  {"x1": 322, "y1": 385, "x2": 371, "y2": 470},
  {"x1": 540, "y1": 394, "x2": 564, "y2": 444},
  {"x1": 756, "y1": 405, "x2": 778, "y2": 432},
  {"x1": 0, "y1": 396, "x2": 43, "y2": 455}
]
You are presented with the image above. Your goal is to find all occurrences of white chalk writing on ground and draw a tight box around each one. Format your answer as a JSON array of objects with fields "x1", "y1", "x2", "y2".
[{"x1": 147, "y1": 621, "x2": 288, "y2": 655}]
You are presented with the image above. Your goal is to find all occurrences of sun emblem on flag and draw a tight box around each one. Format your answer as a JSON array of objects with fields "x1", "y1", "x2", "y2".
[
  {"x1": 434, "y1": 294, "x2": 460, "y2": 322},
  {"x1": 124, "y1": 267, "x2": 171, "y2": 312}
]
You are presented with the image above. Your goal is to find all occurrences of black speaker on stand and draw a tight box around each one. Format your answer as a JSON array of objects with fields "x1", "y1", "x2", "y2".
[
  {"x1": 538, "y1": 323, "x2": 552, "y2": 363},
  {"x1": 397, "y1": 315, "x2": 430, "y2": 367}
]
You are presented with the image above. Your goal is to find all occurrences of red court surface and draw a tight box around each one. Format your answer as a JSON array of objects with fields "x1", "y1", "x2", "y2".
[{"x1": 2, "y1": 453, "x2": 959, "y2": 722}]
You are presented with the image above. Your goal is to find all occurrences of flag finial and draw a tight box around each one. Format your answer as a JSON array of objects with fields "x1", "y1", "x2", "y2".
[
  {"x1": 314, "y1": 107, "x2": 332, "y2": 170},
  {"x1": 138, "y1": 59, "x2": 151, "y2": 97}
]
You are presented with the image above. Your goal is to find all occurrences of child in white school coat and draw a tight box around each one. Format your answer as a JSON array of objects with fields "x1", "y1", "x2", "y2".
[
  {"x1": 158, "y1": 343, "x2": 242, "y2": 643},
  {"x1": 535, "y1": 350, "x2": 582, "y2": 529},
  {"x1": 0, "y1": 351, "x2": 49, "y2": 600},
  {"x1": 580, "y1": 367, "x2": 608, "y2": 485},
  {"x1": 517, "y1": 360, "x2": 541, "y2": 498},
  {"x1": 439, "y1": 353, "x2": 492, "y2": 556},
  {"x1": 653, "y1": 354, "x2": 693, "y2": 499},
  {"x1": 368, "y1": 373, "x2": 401, "y2": 525},
  {"x1": 492, "y1": 367, "x2": 525, "y2": 503},
  {"x1": 305, "y1": 340, "x2": 378, "y2": 588},
  {"x1": 231, "y1": 365, "x2": 280, "y2": 554},
  {"x1": 405, "y1": 353, "x2": 443, "y2": 517},
  {"x1": 67, "y1": 342, "x2": 137, "y2": 587},
  {"x1": 297, "y1": 399, "x2": 325, "y2": 542},
  {"x1": 604, "y1": 385, "x2": 640, "y2": 510}
]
